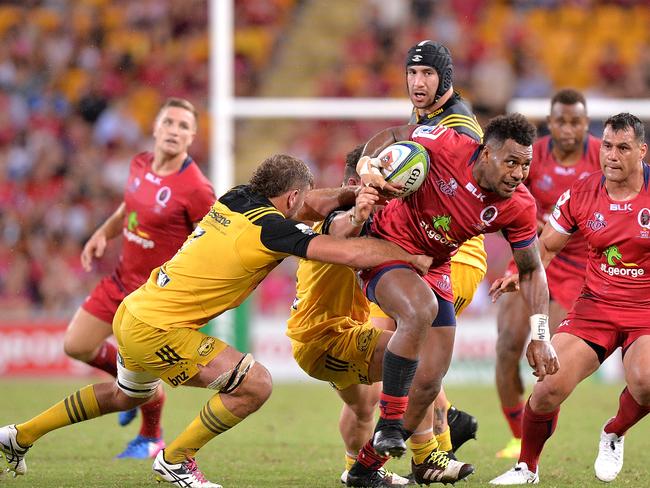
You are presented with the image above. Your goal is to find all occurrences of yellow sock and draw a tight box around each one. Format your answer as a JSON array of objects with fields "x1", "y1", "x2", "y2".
[
  {"x1": 165, "y1": 394, "x2": 242, "y2": 463},
  {"x1": 436, "y1": 427, "x2": 453, "y2": 452},
  {"x1": 15, "y1": 385, "x2": 101, "y2": 446},
  {"x1": 345, "y1": 452, "x2": 357, "y2": 472},
  {"x1": 408, "y1": 436, "x2": 439, "y2": 465}
]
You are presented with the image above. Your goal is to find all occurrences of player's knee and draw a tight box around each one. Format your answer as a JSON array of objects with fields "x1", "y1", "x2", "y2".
[
  {"x1": 237, "y1": 362, "x2": 272, "y2": 409},
  {"x1": 496, "y1": 329, "x2": 526, "y2": 360},
  {"x1": 112, "y1": 383, "x2": 151, "y2": 412},
  {"x1": 346, "y1": 401, "x2": 376, "y2": 422},
  {"x1": 62, "y1": 336, "x2": 96, "y2": 362},
  {"x1": 626, "y1": 374, "x2": 650, "y2": 406},
  {"x1": 531, "y1": 382, "x2": 565, "y2": 412},
  {"x1": 394, "y1": 300, "x2": 437, "y2": 335}
]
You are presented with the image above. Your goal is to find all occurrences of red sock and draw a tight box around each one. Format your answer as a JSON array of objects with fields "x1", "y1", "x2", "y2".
[
  {"x1": 379, "y1": 392, "x2": 409, "y2": 421},
  {"x1": 139, "y1": 387, "x2": 166, "y2": 439},
  {"x1": 87, "y1": 341, "x2": 118, "y2": 377},
  {"x1": 605, "y1": 387, "x2": 650, "y2": 437},
  {"x1": 502, "y1": 402, "x2": 525, "y2": 439},
  {"x1": 357, "y1": 440, "x2": 389, "y2": 471},
  {"x1": 518, "y1": 400, "x2": 559, "y2": 473}
]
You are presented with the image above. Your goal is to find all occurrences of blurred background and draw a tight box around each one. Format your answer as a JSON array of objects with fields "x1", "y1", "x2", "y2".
[{"x1": 0, "y1": 0, "x2": 647, "y2": 381}]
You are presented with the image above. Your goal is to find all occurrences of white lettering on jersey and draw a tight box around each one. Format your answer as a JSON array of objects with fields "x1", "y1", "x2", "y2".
[
  {"x1": 145, "y1": 172, "x2": 162, "y2": 185},
  {"x1": 610, "y1": 203, "x2": 632, "y2": 211},
  {"x1": 465, "y1": 181, "x2": 486, "y2": 202},
  {"x1": 295, "y1": 223, "x2": 315, "y2": 235}
]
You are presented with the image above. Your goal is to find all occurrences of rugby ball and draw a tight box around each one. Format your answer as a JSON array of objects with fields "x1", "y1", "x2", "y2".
[{"x1": 377, "y1": 141, "x2": 430, "y2": 197}]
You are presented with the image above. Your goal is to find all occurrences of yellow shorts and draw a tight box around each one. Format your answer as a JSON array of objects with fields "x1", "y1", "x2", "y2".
[
  {"x1": 112, "y1": 302, "x2": 228, "y2": 388},
  {"x1": 290, "y1": 318, "x2": 382, "y2": 390},
  {"x1": 368, "y1": 261, "x2": 485, "y2": 319}
]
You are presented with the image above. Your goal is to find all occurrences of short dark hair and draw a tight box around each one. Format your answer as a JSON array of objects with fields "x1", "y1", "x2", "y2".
[
  {"x1": 158, "y1": 97, "x2": 198, "y2": 127},
  {"x1": 550, "y1": 88, "x2": 586, "y2": 109},
  {"x1": 484, "y1": 113, "x2": 536, "y2": 148},
  {"x1": 604, "y1": 113, "x2": 645, "y2": 143},
  {"x1": 344, "y1": 144, "x2": 364, "y2": 181},
  {"x1": 249, "y1": 154, "x2": 314, "y2": 198}
]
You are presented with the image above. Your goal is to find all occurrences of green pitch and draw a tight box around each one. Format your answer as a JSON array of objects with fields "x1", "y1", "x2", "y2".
[{"x1": 0, "y1": 378, "x2": 647, "y2": 487}]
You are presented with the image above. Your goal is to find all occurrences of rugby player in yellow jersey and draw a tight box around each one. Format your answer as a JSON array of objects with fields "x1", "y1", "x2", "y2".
[
  {"x1": 338, "y1": 41, "x2": 483, "y2": 471},
  {"x1": 288, "y1": 147, "x2": 474, "y2": 487},
  {"x1": 0, "y1": 155, "x2": 433, "y2": 488}
]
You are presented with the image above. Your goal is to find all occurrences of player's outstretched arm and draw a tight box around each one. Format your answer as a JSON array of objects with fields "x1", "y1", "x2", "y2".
[
  {"x1": 512, "y1": 241, "x2": 559, "y2": 382},
  {"x1": 306, "y1": 235, "x2": 432, "y2": 276},
  {"x1": 80, "y1": 202, "x2": 126, "y2": 271},
  {"x1": 296, "y1": 186, "x2": 360, "y2": 223},
  {"x1": 327, "y1": 186, "x2": 380, "y2": 238}
]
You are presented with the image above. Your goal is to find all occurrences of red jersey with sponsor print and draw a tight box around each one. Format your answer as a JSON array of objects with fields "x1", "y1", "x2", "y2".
[
  {"x1": 117, "y1": 152, "x2": 215, "y2": 292},
  {"x1": 370, "y1": 125, "x2": 538, "y2": 268},
  {"x1": 549, "y1": 165, "x2": 650, "y2": 307},
  {"x1": 528, "y1": 134, "x2": 601, "y2": 268}
]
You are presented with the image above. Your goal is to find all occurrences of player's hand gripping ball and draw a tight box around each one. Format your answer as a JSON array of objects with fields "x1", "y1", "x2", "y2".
[{"x1": 377, "y1": 141, "x2": 430, "y2": 197}]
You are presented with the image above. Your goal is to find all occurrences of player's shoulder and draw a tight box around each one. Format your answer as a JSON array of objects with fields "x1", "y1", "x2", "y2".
[
  {"x1": 533, "y1": 134, "x2": 552, "y2": 153},
  {"x1": 438, "y1": 96, "x2": 482, "y2": 142},
  {"x1": 218, "y1": 185, "x2": 284, "y2": 224},
  {"x1": 131, "y1": 151, "x2": 153, "y2": 169},
  {"x1": 512, "y1": 182, "x2": 536, "y2": 208}
]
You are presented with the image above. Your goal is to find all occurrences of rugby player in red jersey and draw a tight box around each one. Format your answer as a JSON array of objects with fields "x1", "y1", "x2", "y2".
[
  {"x1": 490, "y1": 113, "x2": 650, "y2": 485},
  {"x1": 345, "y1": 113, "x2": 559, "y2": 487},
  {"x1": 494, "y1": 89, "x2": 601, "y2": 459},
  {"x1": 63, "y1": 98, "x2": 216, "y2": 458}
]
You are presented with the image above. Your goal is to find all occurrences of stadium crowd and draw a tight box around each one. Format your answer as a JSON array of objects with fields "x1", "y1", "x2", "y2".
[{"x1": 0, "y1": 0, "x2": 649, "y2": 319}]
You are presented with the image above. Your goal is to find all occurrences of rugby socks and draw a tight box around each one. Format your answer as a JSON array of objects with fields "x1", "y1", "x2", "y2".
[
  {"x1": 345, "y1": 451, "x2": 357, "y2": 472},
  {"x1": 139, "y1": 387, "x2": 166, "y2": 439},
  {"x1": 376, "y1": 349, "x2": 418, "y2": 432},
  {"x1": 164, "y1": 393, "x2": 242, "y2": 463},
  {"x1": 409, "y1": 436, "x2": 440, "y2": 465},
  {"x1": 88, "y1": 341, "x2": 118, "y2": 378},
  {"x1": 502, "y1": 402, "x2": 525, "y2": 439},
  {"x1": 518, "y1": 400, "x2": 559, "y2": 473},
  {"x1": 15, "y1": 385, "x2": 101, "y2": 446},
  {"x1": 354, "y1": 440, "x2": 389, "y2": 472},
  {"x1": 435, "y1": 427, "x2": 452, "y2": 452},
  {"x1": 605, "y1": 387, "x2": 650, "y2": 436}
]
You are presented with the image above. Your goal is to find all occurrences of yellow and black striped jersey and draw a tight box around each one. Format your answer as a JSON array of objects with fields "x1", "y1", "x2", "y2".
[
  {"x1": 124, "y1": 185, "x2": 319, "y2": 330},
  {"x1": 286, "y1": 210, "x2": 370, "y2": 344},
  {"x1": 409, "y1": 93, "x2": 487, "y2": 273}
]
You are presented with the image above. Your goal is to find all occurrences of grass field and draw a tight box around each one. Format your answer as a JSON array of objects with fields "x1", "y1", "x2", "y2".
[{"x1": 0, "y1": 378, "x2": 647, "y2": 487}]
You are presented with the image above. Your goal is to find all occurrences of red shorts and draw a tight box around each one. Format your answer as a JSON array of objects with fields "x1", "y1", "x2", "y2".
[
  {"x1": 557, "y1": 295, "x2": 650, "y2": 360},
  {"x1": 506, "y1": 256, "x2": 585, "y2": 311},
  {"x1": 81, "y1": 274, "x2": 128, "y2": 324}
]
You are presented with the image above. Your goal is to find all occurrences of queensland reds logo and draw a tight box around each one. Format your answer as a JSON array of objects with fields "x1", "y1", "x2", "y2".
[
  {"x1": 155, "y1": 186, "x2": 172, "y2": 208},
  {"x1": 638, "y1": 208, "x2": 650, "y2": 238},
  {"x1": 480, "y1": 206, "x2": 498, "y2": 226},
  {"x1": 586, "y1": 211, "x2": 607, "y2": 231},
  {"x1": 437, "y1": 177, "x2": 458, "y2": 196}
]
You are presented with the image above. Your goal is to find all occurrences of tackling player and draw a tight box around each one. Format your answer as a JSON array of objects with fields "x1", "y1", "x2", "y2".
[
  {"x1": 494, "y1": 89, "x2": 600, "y2": 459},
  {"x1": 346, "y1": 114, "x2": 559, "y2": 485},
  {"x1": 0, "y1": 154, "x2": 434, "y2": 488},
  {"x1": 63, "y1": 98, "x2": 215, "y2": 458},
  {"x1": 490, "y1": 113, "x2": 650, "y2": 485}
]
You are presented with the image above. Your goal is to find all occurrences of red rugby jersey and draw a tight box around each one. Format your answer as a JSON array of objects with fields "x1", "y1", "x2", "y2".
[
  {"x1": 528, "y1": 134, "x2": 601, "y2": 270},
  {"x1": 370, "y1": 125, "x2": 538, "y2": 267},
  {"x1": 116, "y1": 152, "x2": 215, "y2": 292},
  {"x1": 549, "y1": 166, "x2": 650, "y2": 307}
]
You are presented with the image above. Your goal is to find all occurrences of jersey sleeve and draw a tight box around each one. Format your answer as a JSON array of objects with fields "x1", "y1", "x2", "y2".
[
  {"x1": 501, "y1": 201, "x2": 538, "y2": 249},
  {"x1": 259, "y1": 214, "x2": 320, "y2": 258},
  {"x1": 186, "y1": 178, "x2": 216, "y2": 223},
  {"x1": 548, "y1": 188, "x2": 578, "y2": 235},
  {"x1": 410, "y1": 124, "x2": 453, "y2": 152}
]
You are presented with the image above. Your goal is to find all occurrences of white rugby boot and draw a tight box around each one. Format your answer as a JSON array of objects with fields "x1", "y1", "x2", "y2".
[
  {"x1": 594, "y1": 423, "x2": 624, "y2": 482},
  {"x1": 152, "y1": 450, "x2": 222, "y2": 488},
  {"x1": 490, "y1": 462, "x2": 539, "y2": 485},
  {"x1": 0, "y1": 425, "x2": 30, "y2": 477}
]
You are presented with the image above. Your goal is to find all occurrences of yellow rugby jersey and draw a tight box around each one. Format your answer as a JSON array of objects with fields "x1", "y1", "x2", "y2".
[
  {"x1": 286, "y1": 214, "x2": 370, "y2": 344},
  {"x1": 410, "y1": 93, "x2": 487, "y2": 274},
  {"x1": 124, "y1": 185, "x2": 319, "y2": 330}
]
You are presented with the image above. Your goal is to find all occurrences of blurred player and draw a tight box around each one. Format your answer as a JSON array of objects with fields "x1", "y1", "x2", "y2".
[
  {"x1": 346, "y1": 114, "x2": 559, "y2": 486},
  {"x1": 490, "y1": 113, "x2": 650, "y2": 485},
  {"x1": 494, "y1": 89, "x2": 600, "y2": 459},
  {"x1": 288, "y1": 146, "x2": 473, "y2": 487},
  {"x1": 0, "y1": 154, "x2": 434, "y2": 488},
  {"x1": 340, "y1": 41, "x2": 483, "y2": 474},
  {"x1": 63, "y1": 97, "x2": 215, "y2": 458}
]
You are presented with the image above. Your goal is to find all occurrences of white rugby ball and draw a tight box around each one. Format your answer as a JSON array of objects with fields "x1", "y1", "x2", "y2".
[{"x1": 377, "y1": 141, "x2": 430, "y2": 197}]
